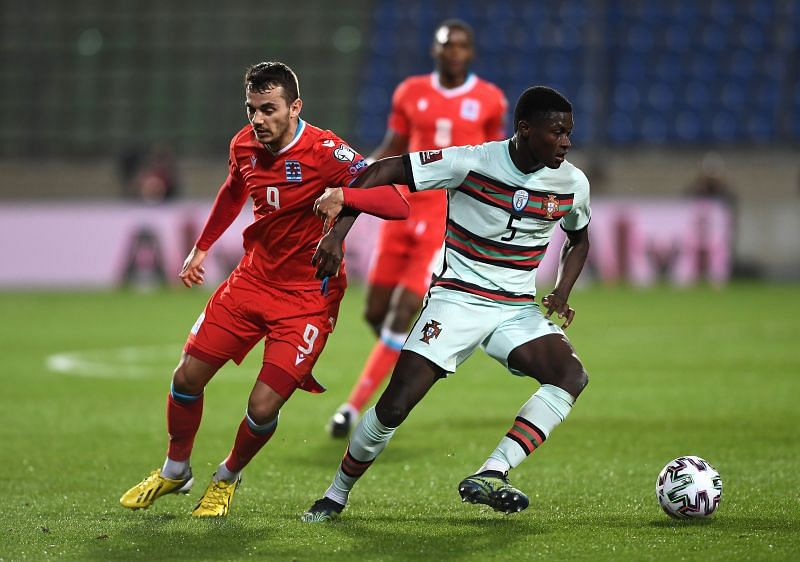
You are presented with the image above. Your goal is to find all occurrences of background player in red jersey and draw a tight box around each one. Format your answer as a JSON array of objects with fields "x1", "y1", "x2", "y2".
[
  {"x1": 328, "y1": 19, "x2": 508, "y2": 437},
  {"x1": 119, "y1": 61, "x2": 408, "y2": 517}
]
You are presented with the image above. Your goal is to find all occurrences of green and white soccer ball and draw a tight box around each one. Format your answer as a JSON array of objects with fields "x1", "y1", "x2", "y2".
[{"x1": 656, "y1": 455, "x2": 722, "y2": 519}]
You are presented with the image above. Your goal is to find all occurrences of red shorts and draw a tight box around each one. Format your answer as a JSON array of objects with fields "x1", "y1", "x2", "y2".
[
  {"x1": 184, "y1": 271, "x2": 345, "y2": 394},
  {"x1": 368, "y1": 192, "x2": 446, "y2": 296}
]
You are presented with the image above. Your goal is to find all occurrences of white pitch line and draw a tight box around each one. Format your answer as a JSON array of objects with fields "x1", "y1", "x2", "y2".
[{"x1": 45, "y1": 344, "x2": 180, "y2": 378}]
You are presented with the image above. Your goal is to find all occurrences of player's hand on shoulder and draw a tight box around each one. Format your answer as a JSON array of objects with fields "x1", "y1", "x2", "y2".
[
  {"x1": 179, "y1": 246, "x2": 207, "y2": 288},
  {"x1": 542, "y1": 292, "x2": 576, "y2": 329},
  {"x1": 313, "y1": 187, "x2": 344, "y2": 223},
  {"x1": 312, "y1": 228, "x2": 344, "y2": 280}
]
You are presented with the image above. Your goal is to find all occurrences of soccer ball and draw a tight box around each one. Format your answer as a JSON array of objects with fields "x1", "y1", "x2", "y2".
[{"x1": 655, "y1": 455, "x2": 722, "y2": 519}]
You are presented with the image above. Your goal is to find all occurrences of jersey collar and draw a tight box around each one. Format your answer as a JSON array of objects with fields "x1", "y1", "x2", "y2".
[
  {"x1": 430, "y1": 72, "x2": 478, "y2": 98},
  {"x1": 268, "y1": 119, "x2": 306, "y2": 156}
]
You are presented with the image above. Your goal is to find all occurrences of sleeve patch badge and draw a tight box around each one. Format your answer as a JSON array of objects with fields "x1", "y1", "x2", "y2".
[
  {"x1": 419, "y1": 150, "x2": 443, "y2": 165},
  {"x1": 333, "y1": 143, "x2": 356, "y2": 162}
]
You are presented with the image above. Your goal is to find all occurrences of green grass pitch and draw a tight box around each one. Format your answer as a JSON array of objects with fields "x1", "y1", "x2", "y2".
[{"x1": 1, "y1": 283, "x2": 798, "y2": 561}]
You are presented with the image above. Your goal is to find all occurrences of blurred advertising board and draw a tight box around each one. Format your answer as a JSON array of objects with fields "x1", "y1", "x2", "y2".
[{"x1": 0, "y1": 199, "x2": 731, "y2": 289}]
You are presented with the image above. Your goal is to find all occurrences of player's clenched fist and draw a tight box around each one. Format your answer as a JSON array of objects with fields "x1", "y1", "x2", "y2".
[
  {"x1": 179, "y1": 246, "x2": 208, "y2": 288},
  {"x1": 313, "y1": 187, "x2": 344, "y2": 222}
]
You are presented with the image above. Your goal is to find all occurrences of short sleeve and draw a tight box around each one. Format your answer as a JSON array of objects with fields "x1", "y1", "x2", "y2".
[
  {"x1": 405, "y1": 145, "x2": 472, "y2": 192},
  {"x1": 560, "y1": 170, "x2": 591, "y2": 231},
  {"x1": 387, "y1": 81, "x2": 411, "y2": 136},
  {"x1": 316, "y1": 133, "x2": 367, "y2": 187}
]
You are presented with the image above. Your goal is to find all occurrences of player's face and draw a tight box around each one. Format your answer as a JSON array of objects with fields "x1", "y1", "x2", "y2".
[
  {"x1": 245, "y1": 86, "x2": 302, "y2": 150},
  {"x1": 521, "y1": 112, "x2": 573, "y2": 169},
  {"x1": 432, "y1": 26, "x2": 474, "y2": 78}
]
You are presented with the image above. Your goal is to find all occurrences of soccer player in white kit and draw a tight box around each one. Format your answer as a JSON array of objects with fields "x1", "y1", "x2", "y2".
[{"x1": 304, "y1": 86, "x2": 590, "y2": 520}]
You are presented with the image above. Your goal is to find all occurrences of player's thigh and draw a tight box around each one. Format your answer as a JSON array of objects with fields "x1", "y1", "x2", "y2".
[
  {"x1": 182, "y1": 277, "x2": 265, "y2": 374},
  {"x1": 482, "y1": 303, "x2": 568, "y2": 375},
  {"x1": 403, "y1": 287, "x2": 500, "y2": 374},
  {"x1": 484, "y1": 305, "x2": 587, "y2": 394},
  {"x1": 260, "y1": 284, "x2": 345, "y2": 384}
]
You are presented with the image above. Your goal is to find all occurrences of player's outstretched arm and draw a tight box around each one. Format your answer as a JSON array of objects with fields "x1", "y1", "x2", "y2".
[
  {"x1": 312, "y1": 156, "x2": 411, "y2": 279},
  {"x1": 542, "y1": 226, "x2": 590, "y2": 329},
  {"x1": 314, "y1": 185, "x2": 409, "y2": 223},
  {"x1": 313, "y1": 156, "x2": 409, "y2": 221}
]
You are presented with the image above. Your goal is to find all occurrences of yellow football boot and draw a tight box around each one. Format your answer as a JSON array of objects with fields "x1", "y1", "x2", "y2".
[
  {"x1": 191, "y1": 476, "x2": 241, "y2": 517},
  {"x1": 120, "y1": 469, "x2": 194, "y2": 510}
]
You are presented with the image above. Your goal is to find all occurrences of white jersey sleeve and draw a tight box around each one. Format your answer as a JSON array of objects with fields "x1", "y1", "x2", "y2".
[
  {"x1": 404, "y1": 146, "x2": 472, "y2": 192},
  {"x1": 560, "y1": 167, "x2": 591, "y2": 231}
]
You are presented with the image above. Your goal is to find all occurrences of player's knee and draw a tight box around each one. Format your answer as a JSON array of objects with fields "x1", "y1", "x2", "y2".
[
  {"x1": 246, "y1": 399, "x2": 279, "y2": 426},
  {"x1": 562, "y1": 362, "x2": 588, "y2": 398},
  {"x1": 573, "y1": 367, "x2": 589, "y2": 395},
  {"x1": 363, "y1": 308, "x2": 384, "y2": 334},
  {"x1": 172, "y1": 358, "x2": 208, "y2": 395}
]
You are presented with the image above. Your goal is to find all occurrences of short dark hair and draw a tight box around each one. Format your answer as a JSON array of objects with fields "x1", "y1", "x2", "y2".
[
  {"x1": 513, "y1": 86, "x2": 572, "y2": 132},
  {"x1": 434, "y1": 18, "x2": 475, "y2": 45},
  {"x1": 244, "y1": 61, "x2": 300, "y2": 103}
]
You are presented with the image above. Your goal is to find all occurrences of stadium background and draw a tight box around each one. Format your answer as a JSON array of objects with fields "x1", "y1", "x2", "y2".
[
  {"x1": 1, "y1": 1, "x2": 798, "y2": 561},
  {"x1": 1, "y1": 0, "x2": 799, "y2": 282}
]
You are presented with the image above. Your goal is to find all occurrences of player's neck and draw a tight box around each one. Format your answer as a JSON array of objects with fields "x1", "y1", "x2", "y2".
[
  {"x1": 508, "y1": 137, "x2": 545, "y2": 174},
  {"x1": 265, "y1": 118, "x2": 301, "y2": 153},
  {"x1": 436, "y1": 71, "x2": 468, "y2": 90}
]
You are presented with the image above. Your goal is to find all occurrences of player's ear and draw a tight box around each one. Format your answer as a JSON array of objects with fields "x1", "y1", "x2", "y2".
[
  {"x1": 290, "y1": 98, "x2": 302, "y2": 119},
  {"x1": 517, "y1": 120, "x2": 530, "y2": 138}
]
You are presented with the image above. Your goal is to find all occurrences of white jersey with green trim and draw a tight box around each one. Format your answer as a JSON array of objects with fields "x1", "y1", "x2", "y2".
[{"x1": 404, "y1": 140, "x2": 590, "y2": 302}]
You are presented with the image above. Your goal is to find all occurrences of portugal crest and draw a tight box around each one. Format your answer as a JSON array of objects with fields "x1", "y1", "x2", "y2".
[
  {"x1": 512, "y1": 189, "x2": 529, "y2": 212},
  {"x1": 543, "y1": 194, "x2": 559, "y2": 219},
  {"x1": 420, "y1": 319, "x2": 442, "y2": 344}
]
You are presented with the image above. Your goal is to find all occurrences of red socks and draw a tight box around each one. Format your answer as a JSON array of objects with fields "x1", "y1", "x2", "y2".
[
  {"x1": 347, "y1": 340, "x2": 401, "y2": 411},
  {"x1": 166, "y1": 391, "x2": 203, "y2": 461},
  {"x1": 224, "y1": 416, "x2": 278, "y2": 473}
]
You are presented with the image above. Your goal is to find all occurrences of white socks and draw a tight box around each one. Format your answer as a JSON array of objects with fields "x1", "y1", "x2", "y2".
[
  {"x1": 479, "y1": 384, "x2": 575, "y2": 474},
  {"x1": 324, "y1": 407, "x2": 396, "y2": 505}
]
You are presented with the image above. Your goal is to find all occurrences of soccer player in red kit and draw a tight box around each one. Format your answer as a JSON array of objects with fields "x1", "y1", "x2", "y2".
[
  {"x1": 328, "y1": 19, "x2": 508, "y2": 437},
  {"x1": 119, "y1": 61, "x2": 408, "y2": 517}
]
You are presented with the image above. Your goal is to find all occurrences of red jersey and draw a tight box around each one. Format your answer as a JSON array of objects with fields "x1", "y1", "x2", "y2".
[
  {"x1": 387, "y1": 72, "x2": 507, "y2": 219},
  {"x1": 388, "y1": 72, "x2": 507, "y2": 151},
  {"x1": 197, "y1": 120, "x2": 366, "y2": 288}
]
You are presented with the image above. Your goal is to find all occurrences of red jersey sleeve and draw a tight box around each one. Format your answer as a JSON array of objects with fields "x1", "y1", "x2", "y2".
[
  {"x1": 341, "y1": 185, "x2": 409, "y2": 219},
  {"x1": 485, "y1": 86, "x2": 509, "y2": 141},
  {"x1": 386, "y1": 80, "x2": 411, "y2": 137},
  {"x1": 195, "y1": 143, "x2": 249, "y2": 251},
  {"x1": 315, "y1": 132, "x2": 368, "y2": 188}
]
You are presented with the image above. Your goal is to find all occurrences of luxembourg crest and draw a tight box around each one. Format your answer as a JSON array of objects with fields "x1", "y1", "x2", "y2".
[
  {"x1": 420, "y1": 319, "x2": 442, "y2": 344},
  {"x1": 543, "y1": 194, "x2": 559, "y2": 219},
  {"x1": 512, "y1": 189, "x2": 529, "y2": 212}
]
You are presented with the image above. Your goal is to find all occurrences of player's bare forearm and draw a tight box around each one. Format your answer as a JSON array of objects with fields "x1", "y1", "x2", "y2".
[
  {"x1": 350, "y1": 156, "x2": 409, "y2": 188},
  {"x1": 553, "y1": 226, "x2": 590, "y2": 299},
  {"x1": 543, "y1": 226, "x2": 589, "y2": 329},
  {"x1": 329, "y1": 209, "x2": 359, "y2": 239}
]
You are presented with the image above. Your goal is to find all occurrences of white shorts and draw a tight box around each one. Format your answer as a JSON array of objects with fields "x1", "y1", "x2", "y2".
[{"x1": 404, "y1": 286, "x2": 565, "y2": 375}]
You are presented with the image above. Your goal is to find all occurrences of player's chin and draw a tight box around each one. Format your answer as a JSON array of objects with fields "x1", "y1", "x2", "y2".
[{"x1": 547, "y1": 155, "x2": 566, "y2": 168}]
